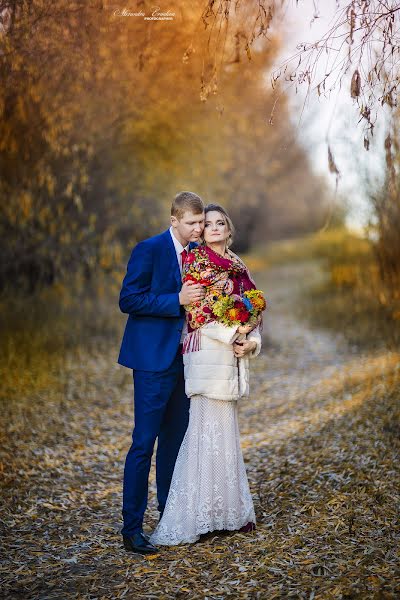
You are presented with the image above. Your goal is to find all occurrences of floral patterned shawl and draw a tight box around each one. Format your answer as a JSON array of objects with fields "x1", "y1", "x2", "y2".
[{"x1": 181, "y1": 245, "x2": 257, "y2": 353}]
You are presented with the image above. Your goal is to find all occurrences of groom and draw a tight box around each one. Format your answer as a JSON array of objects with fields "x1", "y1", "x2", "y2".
[{"x1": 118, "y1": 191, "x2": 206, "y2": 554}]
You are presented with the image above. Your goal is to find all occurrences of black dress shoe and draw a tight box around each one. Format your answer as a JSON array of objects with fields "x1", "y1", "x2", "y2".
[{"x1": 123, "y1": 532, "x2": 159, "y2": 555}]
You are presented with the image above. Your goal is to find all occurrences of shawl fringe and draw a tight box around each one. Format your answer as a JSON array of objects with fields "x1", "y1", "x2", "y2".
[{"x1": 182, "y1": 329, "x2": 201, "y2": 354}]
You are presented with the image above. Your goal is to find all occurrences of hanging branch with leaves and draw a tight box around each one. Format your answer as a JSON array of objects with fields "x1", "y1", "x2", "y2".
[{"x1": 199, "y1": 0, "x2": 400, "y2": 146}]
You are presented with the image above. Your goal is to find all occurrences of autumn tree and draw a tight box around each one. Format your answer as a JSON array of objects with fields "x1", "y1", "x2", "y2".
[{"x1": 0, "y1": 0, "x2": 337, "y2": 290}]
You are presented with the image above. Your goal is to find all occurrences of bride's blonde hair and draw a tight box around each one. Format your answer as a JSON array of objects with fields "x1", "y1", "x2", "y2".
[{"x1": 202, "y1": 203, "x2": 235, "y2": 248}]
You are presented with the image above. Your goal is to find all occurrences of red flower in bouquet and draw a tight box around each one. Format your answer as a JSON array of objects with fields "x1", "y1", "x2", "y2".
[
  {"x1": 238, "y1": 310, "x2": 250, "y2": 323},
  {"x1": 234, "y1": 299, "x2": 245, "y2": 309}
]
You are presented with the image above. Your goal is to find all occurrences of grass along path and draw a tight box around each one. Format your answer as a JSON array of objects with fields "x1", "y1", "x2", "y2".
[{"x1": 1, "y1": 259, "x2": 399, "y2": 599}]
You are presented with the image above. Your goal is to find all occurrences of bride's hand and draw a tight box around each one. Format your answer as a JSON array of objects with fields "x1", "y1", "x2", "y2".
[
  {"x1": 237, "y1": 324, "x2": 253, "y2": 335},
  {"x1": 233, "y1": 339, "x2": 257, "y2": 357}
]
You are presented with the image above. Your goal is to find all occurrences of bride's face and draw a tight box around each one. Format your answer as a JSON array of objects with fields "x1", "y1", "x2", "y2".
[{"x1": 203, "y1": 211, "x2": 230, "y2": 245}]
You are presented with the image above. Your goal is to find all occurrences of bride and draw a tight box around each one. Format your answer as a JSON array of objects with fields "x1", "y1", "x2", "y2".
[{"x1": 150, "y1": 203, "x2": 263, "y2": 545}]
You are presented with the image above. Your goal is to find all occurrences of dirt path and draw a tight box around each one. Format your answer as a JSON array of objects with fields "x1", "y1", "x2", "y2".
[
  {"x1": 240, "y1": 261, "x2": 351, "y2": 444},
  {"x1": 2, "y1": 261, "x2": 399, "y2": 599}
]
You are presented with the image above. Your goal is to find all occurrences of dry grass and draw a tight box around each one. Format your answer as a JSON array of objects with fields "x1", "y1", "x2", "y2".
[
  {"x1": 245, "y1": 228, "x2": 400, "y2": 351},
  {"x1": 243, "y1": 228, "x2": 372, "y2": 269},
  {"x1": 0, "y1": 272, "x2": 124, "y2": 407}
]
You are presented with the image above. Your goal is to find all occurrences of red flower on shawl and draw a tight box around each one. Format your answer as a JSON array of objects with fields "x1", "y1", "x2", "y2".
[{"x1": 183, "y1": 274, "x2": 198, "y2": 284}]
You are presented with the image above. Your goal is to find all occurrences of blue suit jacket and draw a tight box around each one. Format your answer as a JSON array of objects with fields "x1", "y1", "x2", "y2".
[{"x1": 118, "y1": 229, "x2": 196, "y2": 372}]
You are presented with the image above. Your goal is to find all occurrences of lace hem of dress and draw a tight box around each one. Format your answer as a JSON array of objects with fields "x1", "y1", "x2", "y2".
[{"x1": 150, "y1": 394, "x2": 256, "y2": 546}]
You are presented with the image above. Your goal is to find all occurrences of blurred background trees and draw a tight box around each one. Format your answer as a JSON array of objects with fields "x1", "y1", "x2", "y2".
[
  {"x1": 0, "y1": 0, "x2": 336, "y2": 292},
  {"x1": 368, "y1": 112, "x2": 400, "y2": 300},
  {"x1": 0, "y1": 0, "x2": 398, "y2": 416},
  {"x1": 0, "y1": 0, "x2": 399, "y2": 363}
]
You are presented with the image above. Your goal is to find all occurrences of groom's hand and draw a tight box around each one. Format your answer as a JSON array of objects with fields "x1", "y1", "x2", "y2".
[{"x1": 179, "y1": 281, "x2": 205, "y2": 305}]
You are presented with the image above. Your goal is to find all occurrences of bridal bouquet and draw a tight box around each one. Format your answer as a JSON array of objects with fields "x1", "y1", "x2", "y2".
[
  {"x1": 212, "y1": 289, "x2": 267, "y2": 328},
  {"x1": 182, "y1": 245, "x2": 267, "y2": 333}
]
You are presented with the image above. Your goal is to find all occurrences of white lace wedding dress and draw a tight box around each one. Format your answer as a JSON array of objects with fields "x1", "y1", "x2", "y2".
[{"x1": 150, "y1": 394, "x2": 255, "y2": 545}]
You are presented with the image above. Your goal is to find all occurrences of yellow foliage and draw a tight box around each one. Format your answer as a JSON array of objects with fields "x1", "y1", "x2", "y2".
[
  {"x1": 20, "y1": 191, "x2": 32, "y2": 221},
  {"x1": 64, "y1": 182, "x2": 73, "y2": 198},
  {"x1": 330, "y1": 265, "x2": 359, "y2": 288}
]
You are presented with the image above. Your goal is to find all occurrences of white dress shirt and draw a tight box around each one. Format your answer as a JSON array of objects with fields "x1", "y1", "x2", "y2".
[{"x1": 169, "y1": 227, "x2": 189, "y2": 343}]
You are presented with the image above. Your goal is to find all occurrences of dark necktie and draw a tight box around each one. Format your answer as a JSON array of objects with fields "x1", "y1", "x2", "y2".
[{"x1": 181, "y1": 248, "x2": 188, "y2": 265}]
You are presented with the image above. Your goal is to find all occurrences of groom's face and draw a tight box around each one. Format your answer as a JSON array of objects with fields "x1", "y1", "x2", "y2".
[{"x1": 171, "y1": 210, "x2": 205, "y2": 246}]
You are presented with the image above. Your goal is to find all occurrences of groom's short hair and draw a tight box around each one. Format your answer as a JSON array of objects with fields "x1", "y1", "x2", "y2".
[{"x1": 171, "y1": 191, "x2": 204, "y2": 219}]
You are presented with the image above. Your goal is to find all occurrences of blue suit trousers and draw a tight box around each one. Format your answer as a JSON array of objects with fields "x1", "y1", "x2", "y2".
[{"x1": 121, "y1": 347, "x2": 190, "y2": 536}]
